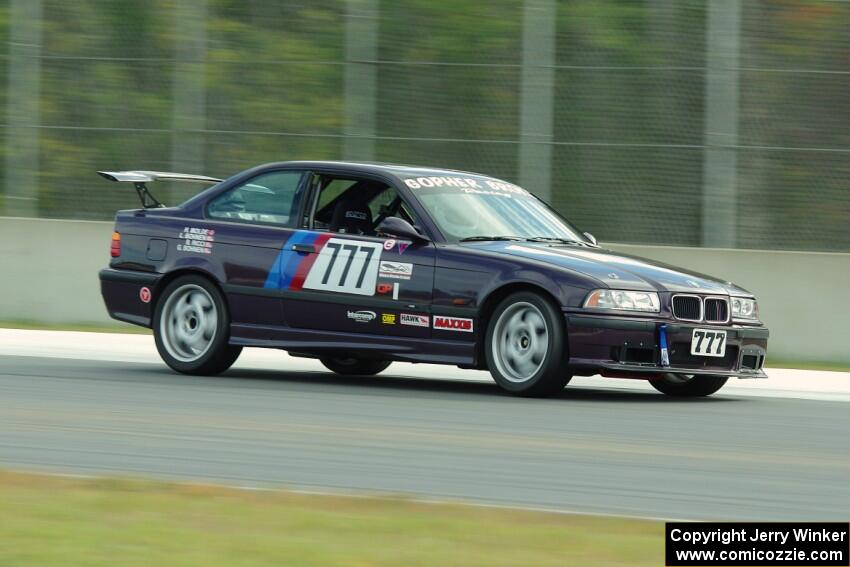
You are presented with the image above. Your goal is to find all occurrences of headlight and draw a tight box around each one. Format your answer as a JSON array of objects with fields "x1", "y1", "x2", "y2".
[
  {"x1": 731, "y1": 296, "x2": 758, "y2": 321},
  {"x1": 583, "y1": 289, "x2": 660, "y2": 313}
]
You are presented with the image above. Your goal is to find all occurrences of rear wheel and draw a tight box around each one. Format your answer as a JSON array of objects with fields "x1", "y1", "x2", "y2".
[
  {"x1": 153, "y1": 275, "x2": 242, "y2": 375},
  {"x1": 485, "y1": 291, "x2": 571, "y2": 397},
  {"x1": 320, "y1": 357, "x2": 391, "y2": 376},
  {"x1": 650, "y1": 373, "x2": 728, "y2": 397}
]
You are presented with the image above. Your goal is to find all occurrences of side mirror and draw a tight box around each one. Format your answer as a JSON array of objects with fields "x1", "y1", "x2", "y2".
[
  {"x1": 583, "y1": 232, "x2": 598, "y2": 246},
  {"x1": 377, "y1": 216, "x2": 430, "y2": 242}
]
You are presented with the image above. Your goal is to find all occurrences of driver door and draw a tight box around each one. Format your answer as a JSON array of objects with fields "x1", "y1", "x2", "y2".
[{"x1": 276, "y1": 174, "x2": 436, "y2": 338}]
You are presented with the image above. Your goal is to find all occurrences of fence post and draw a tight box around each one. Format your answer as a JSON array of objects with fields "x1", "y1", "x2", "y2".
[
  {"x1": 519, "y1": 0, "x2": 556, "y2": 200},
  {"x1": 171, "y1": 0, "x2": 207, "y2": 181},
  {"x1": 701, "y1": 0, "x2": 741, "y2": 248},
  {"x1": 342, "y1": 0, "x2": 378, "y2": 162},
  {"x1": 3, "y1": 0, "x2": 42, "y2": 217}
]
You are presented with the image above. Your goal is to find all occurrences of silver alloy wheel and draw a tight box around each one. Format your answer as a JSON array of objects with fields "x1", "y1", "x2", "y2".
[
  {"x1": 159, "y1": 284, "x2": 218, "y2": 363},
  {"x1": 491, "y1": 301, "x2": 549, "y2": 383}
]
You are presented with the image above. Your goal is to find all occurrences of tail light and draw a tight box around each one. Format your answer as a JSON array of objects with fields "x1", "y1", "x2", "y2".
[{"x1": 110, "y1": 231, "x2": 121, "y2": 257}]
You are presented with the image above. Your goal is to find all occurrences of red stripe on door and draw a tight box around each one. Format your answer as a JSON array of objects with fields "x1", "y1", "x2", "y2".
[{"x1": 289, "y1": 233, "x2": 333, "y2": 290}]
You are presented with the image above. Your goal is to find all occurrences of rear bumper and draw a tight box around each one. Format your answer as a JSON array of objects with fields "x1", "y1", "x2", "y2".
[
  {"x1": 99, "y1": 268, "x2": 162, "y2": 327},
  {"x1": 565, "y1": 314, "x2": 769, "y2": 379}
]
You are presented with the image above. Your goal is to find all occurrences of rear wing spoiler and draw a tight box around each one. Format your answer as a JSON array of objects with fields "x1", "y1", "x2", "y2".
[{"x1": 97, "y1": 170, "x2": 222, "y2": 209}]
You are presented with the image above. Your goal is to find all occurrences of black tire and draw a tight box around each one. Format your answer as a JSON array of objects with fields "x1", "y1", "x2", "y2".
[
  {"x1": 153, "y1": 274, "x2": 242, "y2": 375},
  {"x1": 320, "y1": 357, "x2": 392, "y2": 376},
  {"x1": 650, "y1": 373, "x2": 729, "y2": 397},
  {"x1": 484, "y1": 291, "x2": 572, "y2": 397}
]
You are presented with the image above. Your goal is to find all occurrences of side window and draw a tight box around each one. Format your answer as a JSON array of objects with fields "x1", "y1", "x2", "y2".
[
  {"x1": 367, "y1": 187, "x2": 396, "y2": 219},
  {"x1": 317, "y1": 179, "x2": 357, "y2": 212},
  {"x1": 367, "y1": 186, "x2": 418, "y2": 226},
  {"x1": 208, "y1": 171, "x2": 304, "y2": 226},
  {"x1": 310, "y1": 177, "x2": 420, "y2": 235},
  {"x1": 311, "y1": 177, "x2": 387, "y2": 234}
]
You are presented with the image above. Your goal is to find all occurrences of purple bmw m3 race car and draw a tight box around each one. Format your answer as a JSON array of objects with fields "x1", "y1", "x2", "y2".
[{"x1": 98, "y1": 161, "x2": 768, "y2": 397}]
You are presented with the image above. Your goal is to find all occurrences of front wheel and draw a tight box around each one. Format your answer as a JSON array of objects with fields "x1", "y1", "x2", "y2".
[
  {"x1": 485, "y1": 291, "x2": 571, "y2": 397},
  {"x1": 153, "y1": 275, "x2": 242, "y2": 375},
  {"x1": 650, "y1": 373, "x2": 728, "y2": 397},
  {"x1": 320, "y1": 357, "x2": 391, "y2": 376}
]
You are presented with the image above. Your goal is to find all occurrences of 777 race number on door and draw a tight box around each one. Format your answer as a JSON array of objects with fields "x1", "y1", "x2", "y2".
[{"x1": 302, "y1": 238, "x2": 384, "y2": 296}]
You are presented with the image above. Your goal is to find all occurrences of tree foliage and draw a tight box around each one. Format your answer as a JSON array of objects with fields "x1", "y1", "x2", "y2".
[{"x1": 0, "y1": 0, "x2": 847, "y2": 250}]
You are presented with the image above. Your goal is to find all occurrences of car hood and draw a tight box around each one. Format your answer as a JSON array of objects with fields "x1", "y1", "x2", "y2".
[{"x1": 469, "y1": 242, "x2": 748, "y2": 295}]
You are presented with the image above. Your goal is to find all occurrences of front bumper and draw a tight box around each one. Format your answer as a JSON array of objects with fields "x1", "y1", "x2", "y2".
[{"x1": 565, "y1": 314, "x2": 769, "y2": 379}]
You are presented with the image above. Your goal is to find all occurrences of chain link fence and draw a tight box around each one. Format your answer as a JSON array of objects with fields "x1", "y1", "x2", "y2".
[{"x1": 0, "y1": 0, "x2": 847, "y2": 251}]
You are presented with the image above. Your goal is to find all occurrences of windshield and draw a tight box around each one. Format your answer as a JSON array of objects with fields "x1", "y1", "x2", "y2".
[{"x1": 402, "y1": 174, "x2": 586, "y2": 243}]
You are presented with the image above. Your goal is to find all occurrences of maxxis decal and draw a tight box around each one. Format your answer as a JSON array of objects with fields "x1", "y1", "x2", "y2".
[{"x1": 433, "y1": 316, "x2": 473, "y2": 332}]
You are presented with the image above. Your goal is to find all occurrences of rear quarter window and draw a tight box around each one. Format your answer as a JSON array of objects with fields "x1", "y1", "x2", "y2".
[{"x1": 208, "y1": 171, "x2": 304, "y2": 226}]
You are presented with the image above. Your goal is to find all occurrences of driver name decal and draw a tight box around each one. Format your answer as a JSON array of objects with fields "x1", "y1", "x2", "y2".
[{"x1": 177, "y1": 226, "x2": 215, "y2": 254}]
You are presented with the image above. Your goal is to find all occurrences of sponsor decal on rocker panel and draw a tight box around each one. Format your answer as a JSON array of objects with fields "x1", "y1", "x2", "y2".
[
  {"x1": 432, "y1": 316, "x2": 473, "y2": 332},
  {"x1": 347, "y1": 310, "x2": 376, "y2": 323},
  {"x1": 400, "y1": 313, "x2": 429, "y2": 328}
]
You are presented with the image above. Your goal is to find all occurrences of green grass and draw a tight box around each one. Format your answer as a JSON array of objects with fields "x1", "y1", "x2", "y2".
[
  {"x1": 0, "y1": 471, "x2": 662, "y2": 567},
  {"x1": 0, "y1": 320, "x2": 151, "y2": 334}
]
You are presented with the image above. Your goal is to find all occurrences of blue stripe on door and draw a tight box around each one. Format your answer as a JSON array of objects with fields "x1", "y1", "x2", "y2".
[{"x1": 263, "y1": 230, "x2": 318, "y2": 289}]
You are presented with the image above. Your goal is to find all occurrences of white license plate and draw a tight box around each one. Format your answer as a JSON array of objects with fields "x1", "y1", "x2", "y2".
[{"x1": 690, "y1": 329, "x2": 727, "y2": 357}]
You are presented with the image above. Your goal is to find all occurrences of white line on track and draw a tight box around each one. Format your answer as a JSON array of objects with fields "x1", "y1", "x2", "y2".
[{"x1": 1, "y1": 328, "x2": 849, "y2": 403}]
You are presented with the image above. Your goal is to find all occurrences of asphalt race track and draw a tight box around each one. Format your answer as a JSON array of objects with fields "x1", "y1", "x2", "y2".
[{"x1": 2, "y1": 340, "x2": 849, "y2": 521}]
